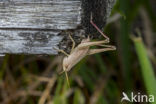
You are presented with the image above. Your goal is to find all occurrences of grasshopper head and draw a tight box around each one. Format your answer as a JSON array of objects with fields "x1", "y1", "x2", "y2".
[{"x1": 63, "y1": 57, "x2": 72, "y2": 72}]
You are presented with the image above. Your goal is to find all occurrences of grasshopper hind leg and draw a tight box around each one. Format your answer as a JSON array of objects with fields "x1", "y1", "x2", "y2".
[
  {"x1": 90, "y1": 13, "x2": 109, "y2": 42},
  {"x1": 87, "y1": 45, "x2": 116, "y2": 55}
]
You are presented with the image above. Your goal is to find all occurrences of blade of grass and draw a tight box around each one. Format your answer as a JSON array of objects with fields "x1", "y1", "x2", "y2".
[
  {"x1": 106, "y1": 80, "x2": 120, "y2": 104},
  {"x1": 119, "y1": 0, "x2": 133, "y2": 91},
  {"x1": 97, "y1": 95, "x2": 108, "y2": 104},
  {"x1": 53, "y1": 77, "x2": 64, "y2": 104},
  {"x1": 73, "y1": 88, "x2": 85, "y2": 104},
  {"x1": 78, "y1": 65, "x2": 94, "y2": 92},
  {"x1": 94, "y1": 54, "x2": 107, "y2": 73},
  {"x1": 55, "y1": 77, "x2": 64, "y2": 96},
  {"x1": 132, "y1": 36, "x2": 156, "y2": 104}
]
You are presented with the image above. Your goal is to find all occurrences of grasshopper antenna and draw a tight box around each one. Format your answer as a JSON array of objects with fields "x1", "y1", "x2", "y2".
[
  {"x1": 65, "y1": 71, "x2": 70, "y2": 88},
  {"x1": 59, "y1": 70, "x2": 70, "y2": 87},
  {"x1": 90, "y1": 12, "x2": 109, "y2": 41}
]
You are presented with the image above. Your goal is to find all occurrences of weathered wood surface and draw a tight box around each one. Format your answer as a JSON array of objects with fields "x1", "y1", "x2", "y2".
[
  {"x1": 0, "y1": 0, "x2": 116, "y2": 55},
  {"x1": 0, "y1": 0, "x2": 81, "y2": 29},
  {"x1": 0, "y1": 30, "x2": 61, "y2": 54},
  {"x1": 0, "y1": 0, "x2": 81, "y2": 55}
]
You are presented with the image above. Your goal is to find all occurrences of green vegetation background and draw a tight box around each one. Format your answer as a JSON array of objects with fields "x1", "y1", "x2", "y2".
[{"x1": 0, "y1": 0, "x2": 155, "y2": 104}]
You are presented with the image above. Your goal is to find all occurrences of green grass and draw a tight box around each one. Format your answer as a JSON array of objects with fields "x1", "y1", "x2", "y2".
[{"x1": 133, "y1": 36, "x2": 156, "y2": 104}]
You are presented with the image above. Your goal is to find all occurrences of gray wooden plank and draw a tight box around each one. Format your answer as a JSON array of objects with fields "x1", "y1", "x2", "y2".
[
  {"x1": 0, "y1": 0, "x2": 82, "y2": 29},
  {"x1": 0, "y1": 30, "x2": 63, "y2": 54}
]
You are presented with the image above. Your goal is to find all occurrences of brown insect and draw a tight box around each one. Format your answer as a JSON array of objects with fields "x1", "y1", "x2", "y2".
[{"x1": 55, "y1": 14, "x2": 116, "y2": 86}]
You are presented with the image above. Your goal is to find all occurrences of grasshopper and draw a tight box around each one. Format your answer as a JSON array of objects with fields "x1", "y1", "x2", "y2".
[{"x1": 55, "y1": 15, "x2": 116, "y2": 86}]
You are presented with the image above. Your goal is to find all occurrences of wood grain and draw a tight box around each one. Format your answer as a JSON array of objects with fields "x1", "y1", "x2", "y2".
[
  {"x1": 0, "y1": 29, "x2": 62, "y2": 54},
  {"x1": 0, "y1": 0, "x2": 81, "y2": 55},
  {"x1": 0, "y1": 0, "x2": 81, "y2": 29}
]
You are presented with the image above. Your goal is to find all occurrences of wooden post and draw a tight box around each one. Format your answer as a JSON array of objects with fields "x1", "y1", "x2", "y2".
[{"x1": 0, "y1": 0, "x2": 116, "y2": 55}]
